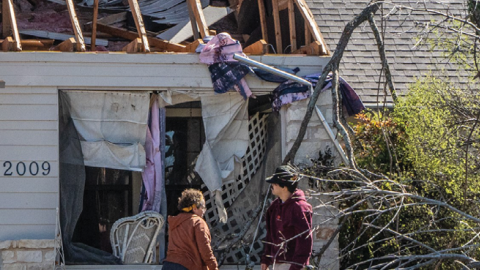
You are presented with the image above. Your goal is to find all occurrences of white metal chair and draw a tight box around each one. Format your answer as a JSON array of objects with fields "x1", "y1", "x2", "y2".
[{"x1": 110, "y1": 211, "x2": 164, "y2": 264}]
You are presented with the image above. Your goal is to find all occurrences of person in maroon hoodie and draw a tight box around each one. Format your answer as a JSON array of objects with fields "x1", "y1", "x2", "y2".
[
  {"x1": 163, "y1": 189, "x2": 218, "y2": 270},
  {"x1": 261, "y1": 165, "x2": 313, "y2": 270}
]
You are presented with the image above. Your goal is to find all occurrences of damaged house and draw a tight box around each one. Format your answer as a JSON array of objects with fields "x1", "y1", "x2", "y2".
[{"x1": 0, "y1": 0, "x2": 365, "y2": 269}]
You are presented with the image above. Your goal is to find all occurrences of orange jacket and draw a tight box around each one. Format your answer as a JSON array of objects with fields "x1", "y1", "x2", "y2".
[{"x1": 164, "y1": 213, "x2": 218, "y2": 270}]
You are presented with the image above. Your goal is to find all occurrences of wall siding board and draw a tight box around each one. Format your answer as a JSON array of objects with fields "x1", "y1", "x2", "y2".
[
  {"x1": 0, "y1": 193, "x2": 57, "y2": 209},
  {"x1": 0, "y1": 105, "x2": 57, "y2": 121},
  {"x1": 0, "y1": 121, "x2": 57, "y2": 130},
  {"x1": 0, "y1": 86, "x2": 57, "y2": 94},
  {"x1": 0, "y1": 130, "x2": 58, "y2": 145},
  {"x1": 0, "y1": 225, "x2": 55, "y2": 241},
  {"x1": 0, "y1": 146, "x2": 57, "y2": 160},
  {"x1": 0, "y1": 178, "x2": 58, "y2": 192},
  {"x1": 0, "y1": 209, "x2": 56, "y2": 225}
]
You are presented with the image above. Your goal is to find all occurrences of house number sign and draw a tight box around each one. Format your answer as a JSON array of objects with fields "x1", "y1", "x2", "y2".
[{"x1": 2, "y1": 161, "x2": 51, "y2": 176}]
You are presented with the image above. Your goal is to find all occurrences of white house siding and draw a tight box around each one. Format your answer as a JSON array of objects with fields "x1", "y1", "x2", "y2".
[
  {"x1": 0, "y1": 86, "x2": 58, "y2": 241},
  {"x1": 0, "y1": 52, "x2": 333, "y2": 268}
]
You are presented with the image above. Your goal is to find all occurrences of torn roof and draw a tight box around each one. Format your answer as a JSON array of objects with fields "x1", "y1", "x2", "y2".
[
  {"x1": 307, "y1": 0, "x2": 473, "y2": 106},
  {"x1": 0, "y1": 0, "x2": 330, "y2": 55}
]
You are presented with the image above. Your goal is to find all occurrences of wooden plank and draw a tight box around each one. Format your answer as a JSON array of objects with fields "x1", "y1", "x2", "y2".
[
  {"x1": 0, "y1": 209, "x2": 56, "y2": 225},
  {"x1": 96, "y1": 23, "x2": 186, "y2": 52},
  {"x1": 122, "y1": 38, "x2": 143, "y2": 52},
  {"x1": 185, "y1": 38, "x2": 203, "y2": 53},
  {"x1": 288, "y1": 0, "x2": 297, "y2": 52},
  {"x1": 0, "y1": 146, "x2": 57, "y2": 160},
  {"x1": 91, "y1": 0, "x2": 100, "y2": 51},
  {"x1": 0, "y1": 193, "x2": 58, "y2": 209},
  {"x1": 65, "y1": 0, "x2": 86, "y2": 52},
  {"x1": 272, "y1": 0, "x2": 282, "y2": 53},
  {"x1": 305, "y1": 21, "x2": 311, "y2": 45},
  {"x1": 127, "y1": 0, "x2": 150, "y2": 52},
  {"x1": 0, "y1": 225, "x2": 56, "y2": 241},
  {"x1": 257, "y1": 0, "x2": 268, "y2": 42},
  {"x1": 187, "y1": 0, "x2": 209, "y2": 39},
  {"x1": 294, "y1": 0, "x2": 326, "y2": 54},
  {"x1": 186, "y1": 0, "x2": 200, "y2": 40},
  {"x1": 53, "y1": 37, "x2": 76, "y2": 52},
  {"x1": 5, "y1": 0, "x2": 21, "y2": 51},
  {"x1": 0, "y1": 121, "x2": 58, "y2": 130},
  {"x1": 0, "y1": 130, "x2": 58, "y2": 145},
  {"x1": 2, "y1": 0, "x2": 11, "y2": 38},
  {"x1": 243, "y1": 39, "x2": 268, "y2": 55},
  {"x1": 97, "y1": 12, "x2": 127, "y2": 25},
  {"x1": 2, "y1": 36, "x2": 13, "y2": 51},
  {"x1": 292, "y1": 41, "x2": 322, "y2": 55},
  {"x1": 19, "y1": 30, "x2": 108, "y2": 46}
]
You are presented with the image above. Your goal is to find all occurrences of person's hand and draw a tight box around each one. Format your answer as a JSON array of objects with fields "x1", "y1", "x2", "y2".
[{"x1": 261, "y1": 263, "x2": 269, "y2": 270}]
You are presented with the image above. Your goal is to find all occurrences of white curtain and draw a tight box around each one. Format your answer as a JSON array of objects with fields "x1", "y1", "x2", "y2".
[
  {"x1": 65, "y1": 90, "x2": 150, "y2": 171},
  {"x1": 195, "y1": 93, "x2": 249, "y2": 192}
]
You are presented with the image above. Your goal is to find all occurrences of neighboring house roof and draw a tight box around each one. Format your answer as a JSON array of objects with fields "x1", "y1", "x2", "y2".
[{"x1": 307, "y1": 0, "x2": 472, "y2": 106}]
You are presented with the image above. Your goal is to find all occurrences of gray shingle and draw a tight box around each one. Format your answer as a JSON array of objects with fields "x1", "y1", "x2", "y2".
[{"x1": 308, "y1": 0, "x2": 472, "y2": 104}]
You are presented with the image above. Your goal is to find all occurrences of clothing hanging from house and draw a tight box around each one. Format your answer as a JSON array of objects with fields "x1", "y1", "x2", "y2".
[
  {"x1": 199, "y1": 32, "x2": 253, "y2": 99},
  {"x1": 270, "y1": 73, "x2": 320, "y2": 112},
  {"x1": 321, "y1": 75, "x2": 365, "y2": 116},
  {"x1": 270, "y1": 73, "x2": 365, "y2": 115},
  {"x1": 141, "y1": 96, "x2": 165, "y2": 212},
  {"x1": 252, "y1": 66, "x2": 300, "y2": 83}
]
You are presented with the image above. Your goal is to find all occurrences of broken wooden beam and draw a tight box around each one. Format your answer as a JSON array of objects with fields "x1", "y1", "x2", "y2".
[
  {"x1": 127, "y1": 0, "x2": 150, "y2": 52},
  {"x1": 53, "y1": 37, "x2": 77, "y2": 52},
  {"x1": 96, "y1": 23, "x2": 187, "y2": 52},
  {"x1": 187, "y1": 0, "x2": 209, "y2": 39},
  {"x1": 184, "y1": 38, "x2": 203, "y2": 52},
  {"x1": 257, "y1": 0, "x2": 268, "y2": 42},
  {"x1": 272, "y1": 0, "x2": 282, "y2": 53},
  {"x1": 294, "y1": 0, "x2": 327, "y2": 54},
  {"x1": 292, "y1": 41, "x2": 322, "y2": 55},
  {"x1": 4, "y1": 0, "x2": 21, "y2": 51},
  {"x1": 19, "y1": 30, "x2": 108, "y2": 46},
  {"x1": 2, "y1": 36, "x2": 13, "y2": 51},
  {"x1": 288, "y1": 0, "x2": 297, "y2": 52},
  {"x1": 122, "y1": 38, "x2": 143, "y2": 52},
  {"x1": 243, "y1": 39, "x2": 268, "y2": 55},
  {"x1": 91, "y1": 0, "x2": 100, "y2": 51},
  {"x1": 2, "y1": 0, "x2": 11, "y2": 38},
  {"x1": 65, "y1": 0, "x2": 86, "y2": 52}
]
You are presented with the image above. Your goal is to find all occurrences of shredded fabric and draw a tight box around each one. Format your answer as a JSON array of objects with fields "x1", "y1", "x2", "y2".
[{"x1": 199, "y1": 33, "x2": 253, "y2": 100}]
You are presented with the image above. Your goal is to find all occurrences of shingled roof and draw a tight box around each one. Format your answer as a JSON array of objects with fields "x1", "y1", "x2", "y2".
[{"x1": 307, "y1": 0, "x2": 473, "y2": 106}]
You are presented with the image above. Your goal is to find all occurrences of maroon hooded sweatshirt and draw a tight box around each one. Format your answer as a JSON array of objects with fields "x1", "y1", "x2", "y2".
[
  {"x1": 261, "y1": 189, "x2": 313, "y2": 270},
  {"x1": 164, "y1": 212, "x2": 218, "y2": 270}
]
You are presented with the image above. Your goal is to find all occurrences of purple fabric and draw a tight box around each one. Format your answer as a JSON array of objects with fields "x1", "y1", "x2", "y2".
[
  {"x1": 261, "y1": 189, "x2": 313, "y2": 270},
  {"x1": 271, "y1": 73, "x2": 365, "y2": 115},
  {"x1": 199, "y1": 33, "x2": 246, "y2": 64},
  {"x1": 141, "y1": 98, "x2": 164, "y2": 212},
  {"x1": 208, "y1": 62, "x2": 252, "y2": 99},
  {"x1": 339, "y1": 77, "x2": 365, "y2": 116},
  {"x1": 199, "y1": 33, "x2": 253, "y2": 99}
]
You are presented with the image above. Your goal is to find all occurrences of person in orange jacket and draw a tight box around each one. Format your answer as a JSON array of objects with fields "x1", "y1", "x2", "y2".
[{"x1": 163, "y1": 189, "x2": 218, "y2": 270}]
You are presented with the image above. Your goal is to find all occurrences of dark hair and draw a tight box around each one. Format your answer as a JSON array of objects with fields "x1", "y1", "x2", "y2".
[
  {"x1": 177, "y1": 189, "x2": 204, "y2": 212},
  {"x1": 278, "y1": 181, "x2": 298, "y2": 193}
]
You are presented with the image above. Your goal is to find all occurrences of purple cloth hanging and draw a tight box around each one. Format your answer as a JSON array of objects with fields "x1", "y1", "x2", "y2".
[{"x1": 141, "y1": 97, "x2": 164, "y2": 212}]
